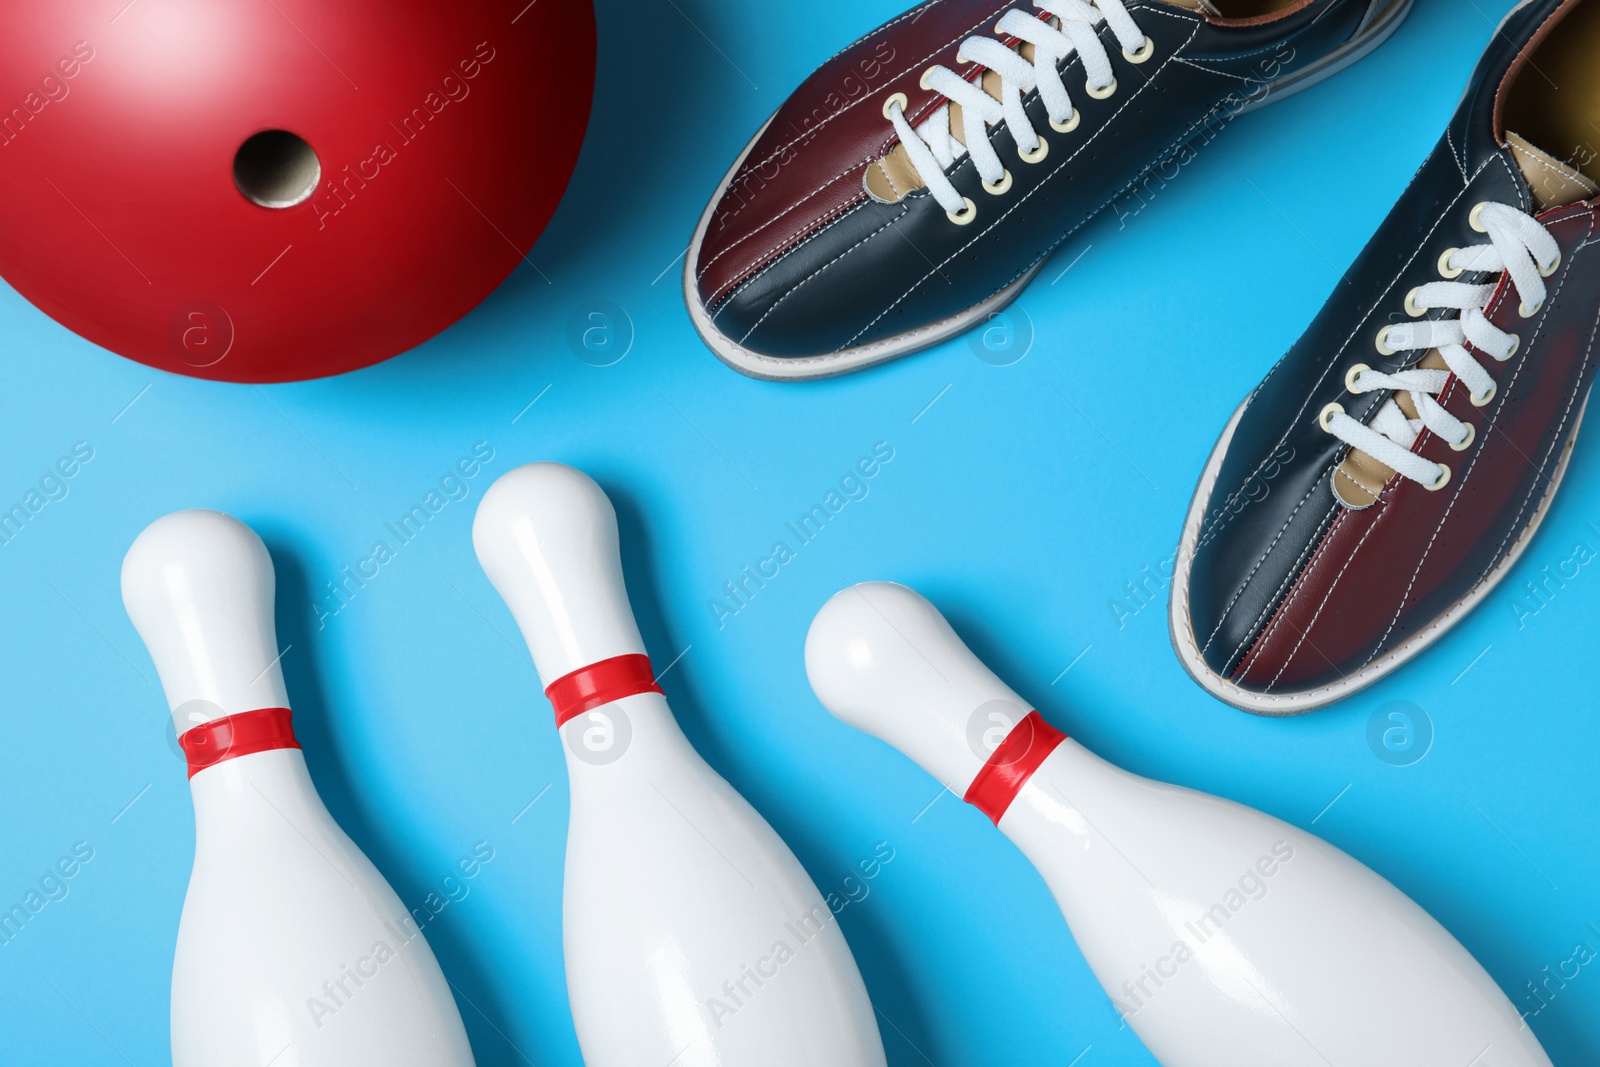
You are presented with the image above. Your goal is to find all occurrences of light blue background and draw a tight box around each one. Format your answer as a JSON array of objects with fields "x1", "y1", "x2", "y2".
[{"x1": 2, "y1": 0, "x2": 1596, "y2": 1063}]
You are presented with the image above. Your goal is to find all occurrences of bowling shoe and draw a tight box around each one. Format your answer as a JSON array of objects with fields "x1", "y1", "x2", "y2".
[
  {"x1": 684, "y1": 0, "x2": 1413, "y2": 380},
  {"x1": 1173, "y1": 0, "x2": 1600, "y2": 714}
]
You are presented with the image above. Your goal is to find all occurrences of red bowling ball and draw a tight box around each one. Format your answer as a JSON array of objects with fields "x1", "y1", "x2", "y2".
[{"x1": 0, "y1": 1, "x2": 594, "y2": 382}]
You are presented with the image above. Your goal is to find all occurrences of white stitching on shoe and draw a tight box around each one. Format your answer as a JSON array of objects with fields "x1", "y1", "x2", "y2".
[
  {"x1": 1518, "y1": 147, "x2": 1599, "y2": 195},
  {"x1": 1323, "y1": 200, "x2": 1560, "y2": 487},
  {"x1": 736, "y1": 210, "x2": 907, "y2": 343},
  {"x1": 717, "y1": 11, "x2": 1196, "y2": 350},
  {"x1": 834, "y1": 6, "x2": 1199, "y2": 347},
  {"x1": 1444, "y1": 129, "x2": 1467, "y2": 182},
  {"x1": 707, "y1": 199, "x2": 875, "y2": 327},
  {"x1": 699, "y1": 164, "x2": 879, "y2": 300},
  {"x1": 1237, "y1": 500, "x2": 1355, "y2": 684},
  {"x1": 1265, "y1": 497, "x2": 1389, "y2": 689},
  {"x1": 1198, "y1": 151, "x2": 1506, "y2": 549},
  {"x1": 1199, "y1": 481, "x2": 1325, "y2": 657},
  {"x1": 1218, "y1": 498, "x2": 1339, "y2": 672},
  {"x1": 709, "y1": 4, "x2": 1003, "y2": 235},
  {"x1": 1170, "y1": 56, "x2": 1257, "y2": 82},
  {"x1": 1367, "y1": 293, "x2": 1515, "y2": 654},
  {"x1": 1195, "y1": 155, "x2": 1525, "y2": 671},
  {"x1": 727, "y1": 69, "x2": 1208, "y2": 364},
  {"x1": 1193, "y1": 152, "x2": 1503, "y2": 559},
  {"x1": 1373, "y1": 207, "x2": 1593, "y2": 655},
  {"x1": 1362, "y1": 159, "x2": 1535, "y2": 648},
  {"x1": 1483, "y1": 205, "x2": 1600, "y2": 551}
]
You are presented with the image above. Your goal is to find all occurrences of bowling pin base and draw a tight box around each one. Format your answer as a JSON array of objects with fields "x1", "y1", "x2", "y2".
[
  {"x1": 560, "y1": 692, "x2": 885, "y2": 1067},
  {"x1": 1011, "y1": 741, "x2": 1551, "y2": 1067},
  {"x1": 175, "y1": 750, "x2": 476, "y2": 1067}
]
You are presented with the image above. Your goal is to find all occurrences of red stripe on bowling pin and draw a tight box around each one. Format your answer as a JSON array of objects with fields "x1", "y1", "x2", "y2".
[
  {"x1": 963, "y1": 710, "x2": 1066, "y2": 824},
  {"x1": 179, "y1": 707, "x2": 300, "y2": 778},
  {"x1": 545, "y1": 653, "x2": 663, "y2": 726}
]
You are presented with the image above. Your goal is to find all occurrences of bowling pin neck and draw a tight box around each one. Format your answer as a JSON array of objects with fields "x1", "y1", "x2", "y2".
[
  {"x1": 473, "y1": 463, "x2": 651, "y2": 688},
  {"x1": 121, "y1": 510, "x2": 291, "y2": 734},
  {"x1": 805, "y1": 582, "x2": 1051, "y2": 797},
  {"x1": 187, "y1": 746, "x2": 330, "y2": 844},
  {"x1": 556, "y1": 689, "x2": 701, "y2": 780}
]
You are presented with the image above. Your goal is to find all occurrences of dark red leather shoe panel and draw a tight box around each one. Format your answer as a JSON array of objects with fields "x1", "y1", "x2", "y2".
[
  {"x1": 1174, "y1": 0, "x2": 1600, "y2": 712},
  {"x1": 687, "y1": 0, "x2": 1398, "y2": 377},
  {"x1": 696, "y1": 0, "x2": 1015, "y2": 310},
  {"x1": 1232, "y1": 204, "x2": 1598, "y2": 692}
]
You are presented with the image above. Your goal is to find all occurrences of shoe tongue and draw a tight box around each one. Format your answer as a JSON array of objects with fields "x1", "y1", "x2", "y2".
[{"x1": 1507, "y1": 131, "x2": 1599, "y2": 210}]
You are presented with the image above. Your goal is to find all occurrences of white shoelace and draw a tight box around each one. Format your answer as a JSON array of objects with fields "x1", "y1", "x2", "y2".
[
  {"x1": 884, "y1": 0, "x2": 1149, "y2": 220},
  {"x1": 1321, "y1": 201, "x2": 1561, "y2": 491}
]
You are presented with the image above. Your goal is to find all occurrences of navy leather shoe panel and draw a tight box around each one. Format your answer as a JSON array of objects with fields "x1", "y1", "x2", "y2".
[
  {"x1": 686, "y1": 0, "x2": 1408, "y2": 379},
  {"x1": 1174, "y1": 0, "x2": 1600, "y2": 713}
]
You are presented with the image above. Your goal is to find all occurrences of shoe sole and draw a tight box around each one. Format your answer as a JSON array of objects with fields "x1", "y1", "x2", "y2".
[
  {"x1": 1167, "y1": 387, "x2": 1590, "y2": 715},
  {"x1": 684, "y1": 0, "x2": 1415, "y2": 382}
]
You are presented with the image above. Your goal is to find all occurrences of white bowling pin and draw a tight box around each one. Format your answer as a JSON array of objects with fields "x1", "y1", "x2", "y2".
[
  {"x1": 472, "y1": 463, "x2": 886, "y2": 1067},
  {"x1": 805, "y1": 582, "x2": 1550, "y2": 1067},
  {"x1": 122, "y1": 510, "x2": 477, "y2": 1067}
]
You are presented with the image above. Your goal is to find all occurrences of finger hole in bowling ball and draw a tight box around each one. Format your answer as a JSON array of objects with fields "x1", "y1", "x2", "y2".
[{"x1": 233, "y1": 130, "x2": 321, "y2": 209}]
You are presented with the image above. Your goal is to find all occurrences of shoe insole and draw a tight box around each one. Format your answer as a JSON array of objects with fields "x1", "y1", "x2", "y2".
[{"x1": 1504, "y1": 0, "x2": 1600, "y2": 187}]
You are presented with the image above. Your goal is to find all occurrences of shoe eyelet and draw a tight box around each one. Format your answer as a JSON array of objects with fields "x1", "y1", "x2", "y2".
[
  {"x1": 1018, "y1": 138, "x2": 1049, "y2": 164},
  {"x1": 1540, "y1": 250, "x2": 1562, "y2": 278},
  {"x1": 982, "y1": 169, "x2": 1013, "y2": 196},
  {"x1": 1345, "y1": 363, "x2": 1370, "y2": 391},
  {"x1": 1050, "y1": 110, "x2": 1081, "y2": 134},
  {"x1": 1438, "y1": 247, "x2": 1463, "y2": 279},
  {"x1": 1375, "y1": 326, "x2": 1398, "y2": 356},
  {"x1": 1502, "y1": 333, "x2": 1521, "y2": 360},
  {"x1": 919, "y1": 67, "x2": 936, "y2": 91},
  {"x1": 1426, "y1": 463, "x2": 1452, "y2": 491},
  {"x1": 1449, "y1": 423, "x2": 1476, "y2": 452},
  {"x1": 1404, "y1": 287, "x2": 1426, "y2": 317},
  {"x1": 882, "y1": 92, "x2": 908, "y2": 120},
  {"x1": 1086, "y1": 77, "x2": 1117, "y2": 100},
  {"x1": 1520, "y1": 298, "x2": 1544, "y2": 319},
  {"x1": 1318, "y1": 402, "x2": 1344, "y2": 432},
  {"x1": 1123, "y1": 37, "x2": 1155, "y2": 64},
  {"x1": 1470, "y1": 381, "x2": 1497, "y2": 407},
  {"x1": 1469, "y1": 202, "x2": 1491, "y2": 232},
  {"x1": 946, "y1": 196, "x2": 978, "y2": 225}
]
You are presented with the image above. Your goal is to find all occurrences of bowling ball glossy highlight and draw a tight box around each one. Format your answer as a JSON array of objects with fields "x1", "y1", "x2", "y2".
[{"x1": 0, "y1": 1, "x2": 594, "y2": 382}]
